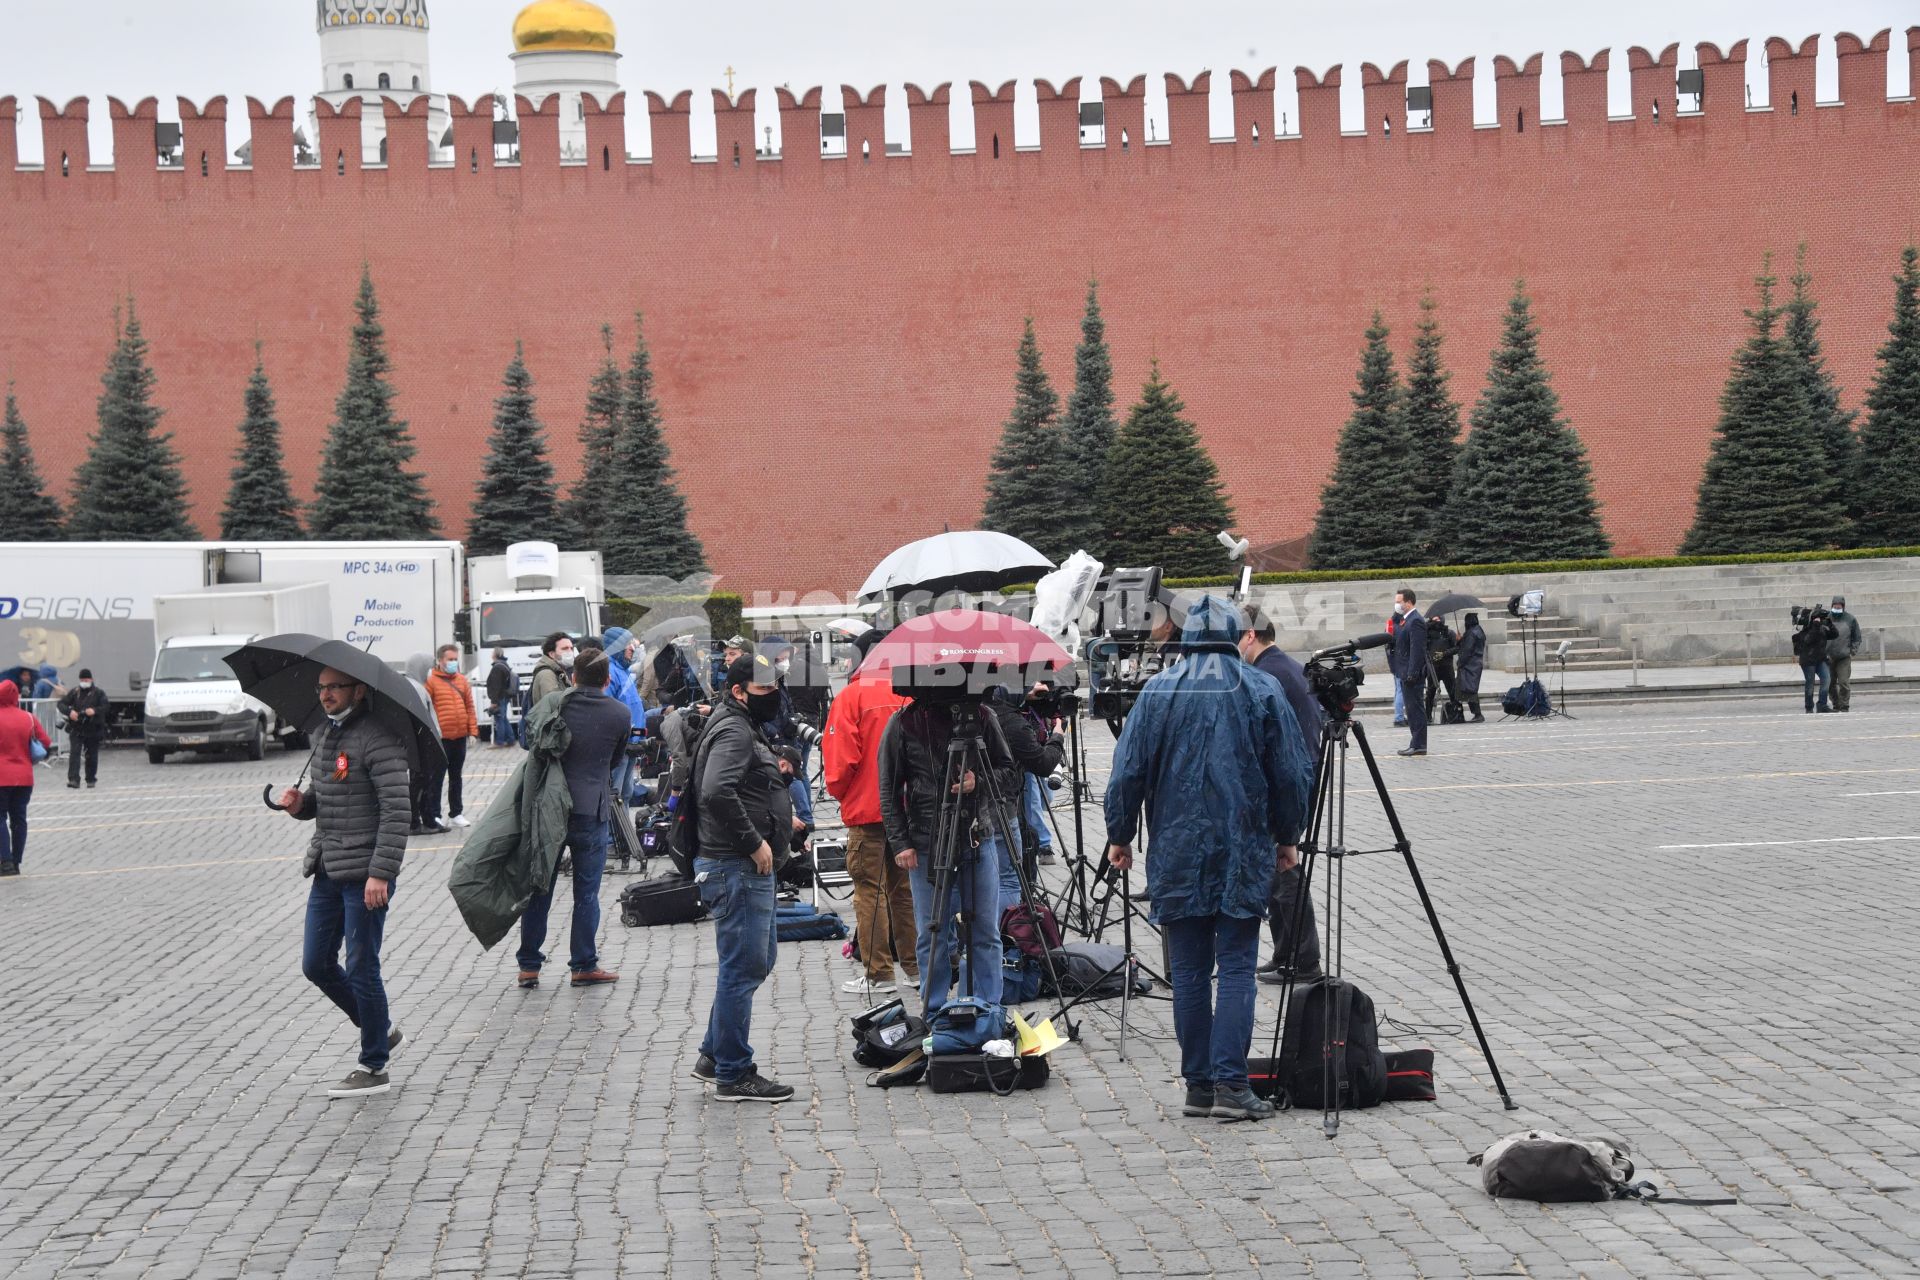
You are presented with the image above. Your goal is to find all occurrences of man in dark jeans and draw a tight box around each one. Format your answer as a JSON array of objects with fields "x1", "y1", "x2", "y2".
[
  {"x1": 1239, "y1": 613, "x2": 1324, "y2": 986},
  {"x1": 58, "y1": 669, "x2": 110, "y2": 789},
  {"x1": 279, "y1": 666, "x2": 412, "y2": 1097},
  {"x1": 1392, "y1": 589, "x2": 1429, "y2": 757},
  {"x1": 516, "y1": 651, "x2": 628, "y2": 989},
  {"x1": 690, "y1": 653, "x2": 798, "y2": 1103}
]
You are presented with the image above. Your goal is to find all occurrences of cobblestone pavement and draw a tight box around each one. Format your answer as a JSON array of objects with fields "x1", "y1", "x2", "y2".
[{"x1": 3, "y1": 699, "x2": 1919, "y2": 1279}]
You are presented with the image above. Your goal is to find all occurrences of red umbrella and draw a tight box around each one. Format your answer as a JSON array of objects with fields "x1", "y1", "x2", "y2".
[{"x1": 856, "y1": 609, "x2": 1070, "y2": 697}]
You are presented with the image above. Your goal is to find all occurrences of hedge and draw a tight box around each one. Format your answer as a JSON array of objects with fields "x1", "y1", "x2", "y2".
[
  {"x1": 606, "y1": 592, "x2": 744, "y2": 640},
  {"x1": 1157, "y1": 545, "x2": 1920, "y2": 590}
]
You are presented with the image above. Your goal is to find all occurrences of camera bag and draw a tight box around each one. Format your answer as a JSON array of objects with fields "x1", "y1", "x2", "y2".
[
  {"x1": 927, "y1": 1052, "x2": 1049, "y2": 1095},
  {"x1": 618, "y1": 873, "x2": 708, "y2": 928},
  {"x1": 1044, "y1": 944, "x2": 1152, "y2": 999},
  {"x1": 1259, "y1": 976, "x2": 1387, "y2": 1109},
  {"x1": 1470, "y1": 1131, "x2": 1634, "y2": 1201},
  {"x1": 850, "y1": 998, "x2": 928, "y2": 1069},
  {"x1": 1440, "y1": 702, "x2": 1466, "y2": 725},
  {"x1": 927, "y1": 998, "x2": 1005, "y2": 1055},
  {"x1": 1500, "y1": 678, "x2": 1551, "y2": 718},
  {"x1": 1383, "y1": 1048, "x2": 1437, "y2": 1101}
]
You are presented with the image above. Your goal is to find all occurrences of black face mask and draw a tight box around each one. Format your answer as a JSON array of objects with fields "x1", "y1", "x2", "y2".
[{"x1": 742, "y1": 689, "x2": 782, "y2": 724}]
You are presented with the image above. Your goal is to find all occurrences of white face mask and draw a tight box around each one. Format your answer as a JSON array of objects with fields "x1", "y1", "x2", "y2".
[
  {"x1": 79, "y1": 681, "x2": 93, "y2": 689},
  {"x1": 558, "y1": 650, "x2": 577, "y2": 669},
  {"x1": 326, "y1": 707, "x2": 352, "y2": 724},
  {"x1": 775, "y1": 659, "x2": 791, "y2": 678},
  {"x1": 1393, "y1": 602, "x2": 1407, "y2": 617}
]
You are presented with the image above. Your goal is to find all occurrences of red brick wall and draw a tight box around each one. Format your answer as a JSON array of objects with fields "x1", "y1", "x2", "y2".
[{"x1": 3, "y1": 29, "x2": 1918, "y2": 595}]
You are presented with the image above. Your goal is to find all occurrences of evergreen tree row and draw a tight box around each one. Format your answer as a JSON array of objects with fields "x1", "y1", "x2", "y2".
[
  {"x1": 1, "y1": 273, "x2": 707, "y2": 577},
  {"x1": 980, "y1": 282, "x2": 1232, "y2": 576}
]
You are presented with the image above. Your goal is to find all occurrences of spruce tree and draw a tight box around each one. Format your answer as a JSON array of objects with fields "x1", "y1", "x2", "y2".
[
  {"x1": 600, "y1": 313, "x2": 707, "y2": 578},
  {"x1": 1402, "y1": 292, "x2": 1465, "y2": 561},
  {"x1": 68, "y1": 301, "x2": 198, "y2": 541},
  {"x1": 0, "y1": 386, "x2": 64, "y2": 540},
  {"x1": 1680, "y1": 262, "x2": 1844, "y2": 555},
  {"x1": 1445, "y1": 285, "x2": 1610, "y2": 563},
  {"x1": 219, "y1": 347, "x2": 304, "y2": 540},
  {"x1": 981, "y1": 317, "x2": 1069, "y2": 558},
  {"x1": 1854, "y1": 245, "x2": 1920, "y2": 548},
  {"x1": 562, "y1": 323, "x2": 623, "y2": 549},
  {"x1": 1784, "y1": 244, "x2": 1857, "y2": 544},
  {"x1": 467, "y1": 344, "x2": 559, "y2": 554},
  {"x1": 308, "y1": 267, "x2": 437, "y2": 539},
  {"x1": 1308, "y1": 313, "x2": 1424, "y2": 571},
  {"x1": 1054, "y1": 281, "x2": 1118, "y2": 559},
  {"x1": 1097, "y1": 361, "x2": 1236, "y2": 576}
]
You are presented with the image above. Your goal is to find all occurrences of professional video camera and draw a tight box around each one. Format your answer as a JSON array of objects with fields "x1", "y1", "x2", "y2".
[
  {"x1": 1303, "y1": 632, "x2": 1392, "y2": 719},
  {"x1": 1085, "y1": 566, "x2": 1174, "y2": 732},
  {"x1": 1789, "y1": 603, "x2": 1831, "y2": 628}
]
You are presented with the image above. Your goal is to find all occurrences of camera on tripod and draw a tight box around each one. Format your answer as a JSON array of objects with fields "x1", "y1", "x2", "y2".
[
  {"x1": 1304, "y1": 632, "x2": 1391, "y2": 717},
  {"x1": 1085, "y1": 566, "x2": 1177, "y2": 731}
]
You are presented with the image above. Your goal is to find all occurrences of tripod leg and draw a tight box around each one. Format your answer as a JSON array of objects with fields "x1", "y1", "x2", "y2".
[{"x1": 1348, "y1": 721, "x2": 1519, "y2": 1110}]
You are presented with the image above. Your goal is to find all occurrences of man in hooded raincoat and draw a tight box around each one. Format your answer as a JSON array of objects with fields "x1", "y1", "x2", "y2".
[{"x1": 1105, "y1": 596, "x2": 1313, "y2": 1123}]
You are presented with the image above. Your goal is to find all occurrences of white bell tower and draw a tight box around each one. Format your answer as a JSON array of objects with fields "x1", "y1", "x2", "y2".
[{"x1": 315, "y1": 0, "x2": 449, "y2": 165}]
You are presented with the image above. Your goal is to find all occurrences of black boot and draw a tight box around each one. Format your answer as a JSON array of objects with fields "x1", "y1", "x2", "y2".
[{"x1": 0, "y1": 861, "x2": 17, "y2": 876}]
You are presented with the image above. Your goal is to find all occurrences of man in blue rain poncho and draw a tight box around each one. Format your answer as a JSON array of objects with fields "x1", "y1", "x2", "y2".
[{"x1": 1105, "y1": 595, "x2": 1313, "y2": 1123}]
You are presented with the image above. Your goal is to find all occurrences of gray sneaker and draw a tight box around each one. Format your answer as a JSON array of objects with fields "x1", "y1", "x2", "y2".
[
  {"x1": 387, "y1": 1026, "x2": 403, "y2": 1057},
  {"x1": 1210, "y1": 1084, "x2": 1274, "y2": 1122},
  {"x1": 715, "y1": 1071, "x2": 795, "y2": 1103},
  {"x1": 1182, "y1": 1086, "x2": 1215, "y2": 1117},
  {"x1": 327, "y1": 1069, "x2": 391, "y2": 1098}
]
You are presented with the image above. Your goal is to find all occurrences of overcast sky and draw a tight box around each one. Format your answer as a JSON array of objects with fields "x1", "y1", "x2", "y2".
[{"x1": 2, "y1": 1, "x2": 1912, "y2": 161}]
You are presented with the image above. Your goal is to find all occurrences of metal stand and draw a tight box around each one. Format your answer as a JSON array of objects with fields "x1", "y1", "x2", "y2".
[
  {"x1": 1266, "y1": 714, "x2": 1517, "y2": 1137},
  {"x1": 1549, "y1": 653, "x2": 1578, "y2": 720}
]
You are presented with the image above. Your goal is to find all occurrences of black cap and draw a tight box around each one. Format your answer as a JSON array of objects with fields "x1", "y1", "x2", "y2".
[
  {"x1": 726, "y1": 653, "x2": 776, "y2": 689},
  {"x1": 78, "y1": 668, "x2": 93, "y2": 679},
  {"x1": 851, "y1": 627, "x2": 889, "y2": 659},
  {"x1": 773, "y1": 744, "x2": 802, "y2": 769}
]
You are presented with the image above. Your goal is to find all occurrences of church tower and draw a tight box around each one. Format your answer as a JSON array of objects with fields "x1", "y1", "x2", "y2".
[
  {"x1": 315, "y1": 0, "x2": 449, "y2": 164},
  {"x1": 511, "y1": 0, "x2": 622, "y2": 162}
]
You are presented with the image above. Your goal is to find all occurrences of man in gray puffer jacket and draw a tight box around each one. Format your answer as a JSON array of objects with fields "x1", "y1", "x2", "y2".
[{"x1": 278, "y1": 666, "x2": 413, "y2": 1098}]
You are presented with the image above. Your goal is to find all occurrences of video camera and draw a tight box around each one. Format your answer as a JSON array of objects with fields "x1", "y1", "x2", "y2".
[
  {"x1": 1304, "y1": 632, "x2": 1392, "y2": 719},
  {"x1": 1086, "y1": 566, "x2": 1175, "y2": 732},
  {"x1": 1789, "y1": 604, "x2": 1831, "y2": 628}
]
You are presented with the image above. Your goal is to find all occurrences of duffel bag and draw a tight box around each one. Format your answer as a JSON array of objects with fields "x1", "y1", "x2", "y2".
[{"x1": 619, "y1": 873, "x2": 707, "y2": 927}]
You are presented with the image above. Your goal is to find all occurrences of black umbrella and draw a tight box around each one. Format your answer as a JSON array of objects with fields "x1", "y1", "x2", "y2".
[
  {"x1": 224, "y1": 633, "x2": 448, "y2": 791},
  {"x1": 1425, "y1": 592, "x2": 1486, "y2": 617}
]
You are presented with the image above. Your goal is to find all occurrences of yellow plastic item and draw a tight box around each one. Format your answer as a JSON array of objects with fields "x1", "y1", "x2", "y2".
[{"x1": 1011, "y1": 1010, "x2": 1066, "y2": 1057}]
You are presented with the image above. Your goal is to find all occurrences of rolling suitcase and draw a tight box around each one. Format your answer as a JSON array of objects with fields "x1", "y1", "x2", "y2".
[{"x1": 619, "y1": 873, "x2": 707, "y2": 927}]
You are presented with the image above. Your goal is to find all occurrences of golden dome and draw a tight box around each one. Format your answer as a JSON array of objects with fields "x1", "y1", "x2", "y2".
[{"x1": 512, "y1": 0, "x2": 617, "y2": 54}]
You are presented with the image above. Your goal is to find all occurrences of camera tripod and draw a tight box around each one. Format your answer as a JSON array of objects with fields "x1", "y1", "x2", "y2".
[
  {"x1": 921, "y1": 705, "x2": 1078, "y2": 1037},
  {"x1": 1265, "y1": 709, "x2": 1516, "y2": 1136}
]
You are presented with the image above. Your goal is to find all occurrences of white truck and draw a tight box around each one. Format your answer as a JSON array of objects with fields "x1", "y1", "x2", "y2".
[
  {"x1": 0, "y1": 540, "x2": 465, "y2": 732},
  {"x1": 144, "y1": 583, "x2": 334, "y2": 763},
  {"x1": 466, "y1": 541, "x2": 607, "y2": 736}
]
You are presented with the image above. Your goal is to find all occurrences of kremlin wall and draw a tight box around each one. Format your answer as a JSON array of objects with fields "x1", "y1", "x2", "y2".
[{"x1": 3, "y1": 10, "x2": 1920, "y2": 593}]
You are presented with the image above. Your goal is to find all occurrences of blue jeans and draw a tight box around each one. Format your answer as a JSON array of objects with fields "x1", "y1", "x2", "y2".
[
  {"x1": 0, "y1": 785, "x2": 30, "y2": 865},
  {"x1": 1392, "y1": 677, "x2": 1405, "y2": 722},
  {"x1": 1800, "y1": 661, "x2": 1831, "y2": 712},
  {"x1": 492, "y1": 704, "x2": 519, "y2": 746},
  {"x1": 302, "y1": 874, "x2": 395, "y2": 1073},
  {"x1": 1164, "y1": 913, "x2": 1262, "y2": 1090},
  {"x1": 517, "y1": 815, "x2": 610, "y2": 972},
  {"x1": 694, "y1": 855, "x2": 778, "y2": 1085},
  {"x1": 910, "y1": 836, "x2": 1005, "y2": 1017},
  {"x1": 1023, "y1": 773, "x2": 1053, "y2": 851}
]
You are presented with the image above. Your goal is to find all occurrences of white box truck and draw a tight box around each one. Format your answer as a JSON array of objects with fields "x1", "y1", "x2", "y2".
[
  {"x1": 466, "y1": 541, "x2": 607, "y2": 735},
  {"x1": 0, "y1": 540, "x2": 465, "y2": 732},
  {"x1": 144, "y1": 582, "x2": 334, "y2": 763}
]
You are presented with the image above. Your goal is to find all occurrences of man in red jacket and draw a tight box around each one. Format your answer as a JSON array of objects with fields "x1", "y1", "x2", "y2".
[{"x1": 823, "y1": 631, "x2": 919, "y2": 997}]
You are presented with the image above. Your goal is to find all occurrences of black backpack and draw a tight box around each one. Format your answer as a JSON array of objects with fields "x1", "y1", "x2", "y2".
[
  {"x1": 1501, "y1": 678, "x2": 1551, "y2": 718},
  {"x1": 1275, "y1": 976, "x2": 1387, "y2": 1110},
  {"x1": 668, "y1": 728, "x2": 718, "y2": 876}
]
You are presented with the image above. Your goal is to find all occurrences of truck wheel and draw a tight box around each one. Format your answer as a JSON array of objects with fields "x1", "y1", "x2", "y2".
[
  {"x1": 147, "y1": 747, "x2": 167, "y2": 765},
  {"x1": 246, "y1": 720, "x2": 267, "y2": 762}
]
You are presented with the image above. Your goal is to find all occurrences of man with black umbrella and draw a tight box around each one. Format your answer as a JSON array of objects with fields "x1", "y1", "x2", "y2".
[{"x1": 278, "y1": 666, "x2": 412, "y2": 1098}]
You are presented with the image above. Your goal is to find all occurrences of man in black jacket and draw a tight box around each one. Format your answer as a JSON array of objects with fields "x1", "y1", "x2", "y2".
[
  {"x1": 485, "y1": 648, "x2": 518, "y2": 747},
  {"x1": 58, "y1": 668, "x2": 110, "y2": 789},
  {"x1": 879, "y1": 689, "x2": 1063, "y2": 1018},
  {"x1": 689, "y1": 653, "x2": 797, "y2": 1103},
  {"x1": 1238, "y1": 614, "x2": 1324, "y2": 985},
  {"x1": 1391, "y1": 590, "x2": 1429, "y2": 757}
]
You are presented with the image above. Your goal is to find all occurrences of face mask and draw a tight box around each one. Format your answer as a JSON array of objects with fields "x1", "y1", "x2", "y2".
[
  {"x1": 1393, "y1": 602, "x2": 1407, "y2": 617},
  {"x1": 79, "y1": 681, "x2": 93, "y2": 689},
  {"x1": 745, "y1": 689, "x2": 782, "y2": 723},
  {"x1": 326, "y1": 706, "x2": 353, "y2": 724},
  {"x1": 775, "y1": 659, "x2": 791, "y2": 678},
  {"x1": 442, "y1": 659, "x2": 459, "y2": 674},
  {"x1": 558, "y1": 650, "x2": 576, "y2": 669}
]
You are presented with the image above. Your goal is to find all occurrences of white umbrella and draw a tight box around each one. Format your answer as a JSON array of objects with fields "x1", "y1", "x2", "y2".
[
  {"x1": 824, "y1": 616, "x2": 873, "y2": 638},
  {"x1": 856, "y1": 531, "x2": 1056, "y2": 602}
]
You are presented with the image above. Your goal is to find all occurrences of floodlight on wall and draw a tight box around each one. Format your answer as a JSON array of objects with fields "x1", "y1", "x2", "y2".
[
  {"x1": 493, "y1": 120, "x2": 519, "y2": 145},
  {"x1": 1676, "y1": 68, "x2": 1703, "y2": 104},
  {"x1": 1406, "y1": 86, "x2": 1433, "y2": 112}
]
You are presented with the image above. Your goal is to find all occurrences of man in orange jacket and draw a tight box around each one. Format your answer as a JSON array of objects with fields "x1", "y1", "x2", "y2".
[
  {"x1": 424, "y1": 643, "x2": 480, "y2": 831},
  {"x1": 822, "y1": 631, "x2": 919, "y2": 998}
]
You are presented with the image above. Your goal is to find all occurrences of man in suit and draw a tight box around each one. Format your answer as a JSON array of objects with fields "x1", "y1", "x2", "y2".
[{"x1": 1392, "y1": 589, "x2": 1428, "y2": 757}]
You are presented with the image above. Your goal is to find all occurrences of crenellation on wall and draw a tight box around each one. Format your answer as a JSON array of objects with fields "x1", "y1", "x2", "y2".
[
  {"x1": 712, "y1": 89, "x2": 757, "y2": 171},
  {"x1": 107, "y1": 96, "x2": 158, "y2": 185},
  {"x1": 1765, "y1": 36, "x2": 1817, "y2": 119},
  {"x1": 446, "y1": 94, "x2": 497, "y2": 179},
  {"x1": 38, "y1": 95, "x2": 89, "y2": 182},
  {"x1": 1426, "y1": 57, "x2": 1474, "y2": 138},
  {"x1": 1834, "y1": 30, "x2": 1891, "y2": 109},
  {"x1": 1560, "y1": 51, "x2": 1608, "y2": 130},
  {"x1": 1627, "y1": 44, "x2": 1679, "y2": 123},
  {"x1": 581, "y1": 92, "x2": 626, "y2": 177},
  {"x1": 1163, "y1": 72, "x2": 1210, "y2": 151},
  {"x1": 178, "y1": 97, "x2": 228, "y2": 184},
  {"x1": 380, "y1": 96, "x2": 431, "y2": 180},
  {"x1": 1034, "y1": 77, "x2": 1081, "y2": 155},
  {"x1": 313, "y1": 96, "x2": 362, "y2": 177},
  {"x1": 970, "y1": 80, "x2": 1015, "y2": 160},
  {"x1": 1359, "y1": 61, "x2": 1407, "y2": 140},
  {"x1": 904, "y1": 82, "x2": 949, "y2": 159},
  {"x1": 0, "y1": 96, "x2": 15, "y2": 182},
  {"x1": 842, "y1": 84, "x2": 885, "y2": 164},
  {"x1": 1695, "y1": 40, "x2": 1748, "y2": 120},
  {"x1": 644, "y1": 90, "x2": 692, "y2": 176},
  {"x1": 1098, "y1": 76, "x2": 1146, "y2": 154},
  {"x1": 776, "y1": 86, "x2": 823, "y2": 173},
  {"x1": 245, "y1": 95, "x2": 297, "y2": 189},
  {"x1": 1493, "y1": 53, "x2": 1543, "y2": 136},
  {"x1": 1229, "y1": 68, "x2": 1275, "y2": 144},
  {"x1": 1909, "y1": 27, "x2": 1920, "y2": 101},
  {"x1": 514, "y1": 93, "x2": 562, "y2": 172},
  {"x1": 1293, "y1": 65, "x2": 1340, "y2": 148}
]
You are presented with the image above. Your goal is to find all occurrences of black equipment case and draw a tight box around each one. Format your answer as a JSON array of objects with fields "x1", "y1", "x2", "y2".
[{"x1": 619, "y1": 873, "x2": 707, "y2": 927}]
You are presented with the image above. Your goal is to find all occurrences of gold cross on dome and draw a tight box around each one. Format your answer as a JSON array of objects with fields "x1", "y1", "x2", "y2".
[{"x1": 725, "y1": 66, "x2": 737, "y2": 97}]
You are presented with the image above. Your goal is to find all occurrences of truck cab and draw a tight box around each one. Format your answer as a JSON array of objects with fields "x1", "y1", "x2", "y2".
[{"x1": 467, "y1": 542, "x2": 606, "y2": 736}]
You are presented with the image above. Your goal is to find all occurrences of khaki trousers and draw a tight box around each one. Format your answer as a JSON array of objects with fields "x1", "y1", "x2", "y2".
[{"x1": 846, "y1": 823, "x2": 918, "y2": 983}]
